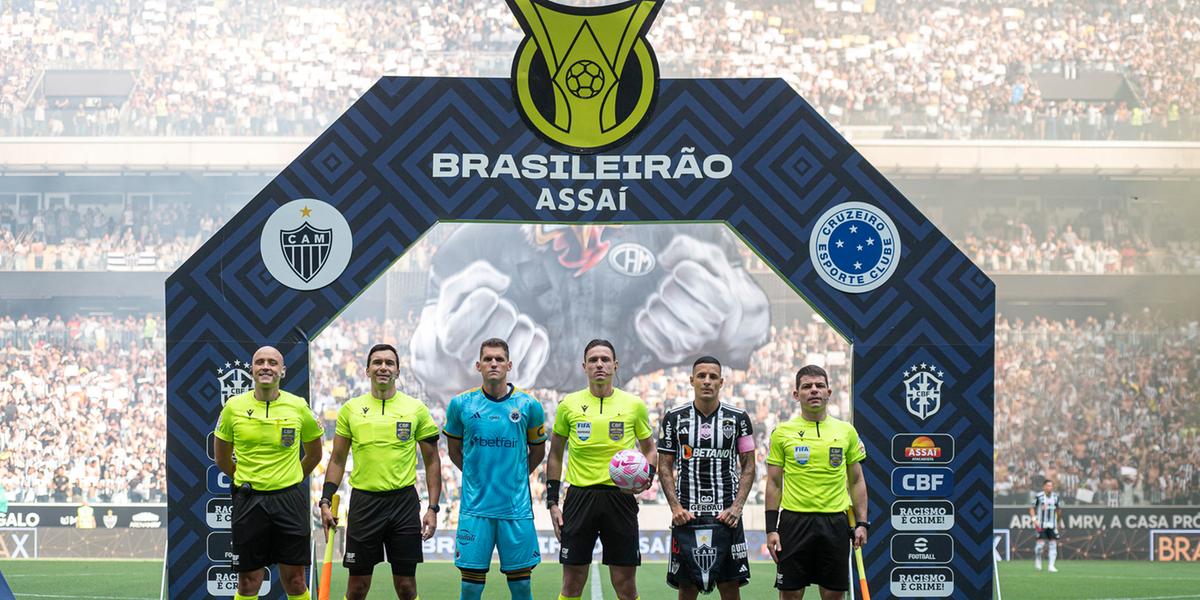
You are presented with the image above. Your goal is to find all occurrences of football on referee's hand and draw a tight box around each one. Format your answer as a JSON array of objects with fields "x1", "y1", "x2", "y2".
[{"x1": 609, "y1": 449, "x2": 651, "y2": 491}]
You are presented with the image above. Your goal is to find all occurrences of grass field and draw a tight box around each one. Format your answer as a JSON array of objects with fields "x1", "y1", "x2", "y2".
[{"x1": 2, "y1": 559, "x2": 1199, "y2": 599}]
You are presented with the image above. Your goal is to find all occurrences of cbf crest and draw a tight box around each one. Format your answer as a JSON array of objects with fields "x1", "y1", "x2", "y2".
[
  {"x1": 904, "y1": 363, "x2": 944, "y2": 420},
  {"x1": 216, "y1": 361, "x2": 251, "y2": 405},
  {"x1": 280, "y1": 427, "x2": 296, "y2": 448},
  {"x1": 506, "y1": 0, "x2": 663, "y2": 152},
  {"x1": 609, "y1": 421, "x2": 625, "y2": 441},
  {"x1": 396, "y1": 421, "x2": 412, "y2": 441}
]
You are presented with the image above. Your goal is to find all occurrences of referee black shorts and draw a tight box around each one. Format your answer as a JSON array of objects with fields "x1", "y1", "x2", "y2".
[
  {"x1": 344, "y1": 486, "x2": 423, "y2": 575},
  {"x1": 230, "y1": 483, "x2": 310, "y2": 573},
  {"x1": 558, "y1": 485, "x2": 640, "y2": 567},
  {"x1": 667, "y1": 515, "x2": 751, "y2": 593},
  {"x1": 774, "y1": 511, "x2": 851, "y2": 592}
]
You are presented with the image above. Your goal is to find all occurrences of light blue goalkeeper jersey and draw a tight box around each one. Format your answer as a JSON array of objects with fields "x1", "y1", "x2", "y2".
[{"x1": 444, "y1": 384, "x2": 547, "y2": 519}]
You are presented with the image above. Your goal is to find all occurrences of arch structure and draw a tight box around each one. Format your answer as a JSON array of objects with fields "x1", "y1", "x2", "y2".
[{"x1": 167, "y1": 77, "x2": 994, "y2": 599}]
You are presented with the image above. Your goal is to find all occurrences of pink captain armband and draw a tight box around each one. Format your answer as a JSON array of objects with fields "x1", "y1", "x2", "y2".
[{"x1": 736, "y1": 435, "x2": 755, "y2": 453}]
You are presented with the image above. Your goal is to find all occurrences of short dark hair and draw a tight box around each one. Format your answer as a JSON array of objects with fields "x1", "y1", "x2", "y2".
[
  {"x1": 366, "y1": 343, "x2": 399, "y2": 367},
  {"x1": 693, "y1": 356, "x2": 722, "y2": 371},
  {"x1": 795, "y1": 365, "x2": 829, "y2": 389},
  {"x1": 479, "y1": 338, "x2": 509, "y2": 360},
  {"x1": 583, "y1": 338, "x2": 616, "y2": 360},
  {"x1": 1043, "y1": 479, "x2": 1053, "y2": 486}
]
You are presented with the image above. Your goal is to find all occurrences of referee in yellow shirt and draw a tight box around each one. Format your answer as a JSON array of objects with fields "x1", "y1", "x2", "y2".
[
  {"x1": 765, "y1": 365, "x2": 868, "y2": 600},
  {"x1": 213, "y1": 346, "x2": 325, "y2": 600},
  {"x1": 546, "y1": 339, "x2": 656, "y2": 600},
  {"x1": 319, "y1": 343, "x2": 442, "y2": 600}
]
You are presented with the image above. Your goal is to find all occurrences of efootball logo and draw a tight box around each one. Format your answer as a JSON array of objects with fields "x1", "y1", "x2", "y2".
[{"x1": 506, "y1": 0, "x2": 663, "y2": 153}]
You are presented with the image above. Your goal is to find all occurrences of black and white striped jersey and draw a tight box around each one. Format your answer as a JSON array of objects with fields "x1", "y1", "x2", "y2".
[
  {"x1": 657, "y1": 402, "x2": 754, "y2": 514},
  {"x1": 1033, "y1": 491, "x2": 1061, "y2": 528}
]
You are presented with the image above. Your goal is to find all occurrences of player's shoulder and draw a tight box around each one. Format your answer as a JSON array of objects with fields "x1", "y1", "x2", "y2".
[
  {"x1": 278, "y1": 390, "x2": 309, "y2": 406},
  {"x1": 449, "y1": 387, "x2": 483, "y2": 404},
  {"x1": 718, "y1": 402, "x2": 749, "y2": 416},
  {"x1": 510, "y1": 387, "x2": 536, "y2": 402},
  {"x1": 223, "y1": 391, "x2": 254, "y2": 409},
  {"x1": 663, "y1": 402, "x2": 694, "y2": 419},
  {"x1": 560, "y1": 388, "x2": 590, "y2": 407},
  {"x1": 827, "y1": 415, "x2": 859, "y2": 434},
  {"x1": 612, "y1": 386, "x2": 646, "y2": 406}
]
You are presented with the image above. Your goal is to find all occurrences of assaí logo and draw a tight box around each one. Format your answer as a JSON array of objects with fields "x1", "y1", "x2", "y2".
[{"x1": 507, "y1": 0, "x2": 663, "y2": 153}]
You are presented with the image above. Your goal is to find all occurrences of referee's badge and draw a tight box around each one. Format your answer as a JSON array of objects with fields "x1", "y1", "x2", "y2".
[
  {"x1": 576, "y1": 422, "x2": 591, "y2": 441},
  {"x1": 280, "y1": 427, "x2": 296, "y2": 447},
  {"x1": 829, "y1": 447, "x2": 844, "y2": 467},
  {"x1": 609, "y1": 421, "x2": 625, "y2": 441},
  {"x1": 794, "y1": 445, "x2": 810, "y2": 465},
  {"x1": 396, "y1": 421, "x2": 412, "y2": 441}
]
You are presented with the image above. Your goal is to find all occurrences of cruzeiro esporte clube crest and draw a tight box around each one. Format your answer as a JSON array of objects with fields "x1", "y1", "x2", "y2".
[{"x1": 507, "y1": 0, "x2": 663, "y2": 153}]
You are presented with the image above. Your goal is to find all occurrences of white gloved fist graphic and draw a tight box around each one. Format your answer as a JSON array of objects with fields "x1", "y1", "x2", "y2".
[
  {"x1": 635, "y1": 235, "x2": 770, "y2": 365},
  {"x1": 411, "y1": 260, "x2": 550, "y2": 398}
]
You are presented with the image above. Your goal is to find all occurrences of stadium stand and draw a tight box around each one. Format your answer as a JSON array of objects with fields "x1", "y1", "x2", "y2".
[{"x1": 0, "y1": 0, "x2": 1197, "y2": 140}]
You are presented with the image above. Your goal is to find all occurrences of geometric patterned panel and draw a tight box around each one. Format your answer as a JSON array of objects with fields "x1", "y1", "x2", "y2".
[{"x1": 167, "y1": 77, "x2": 994, "y2": 599}]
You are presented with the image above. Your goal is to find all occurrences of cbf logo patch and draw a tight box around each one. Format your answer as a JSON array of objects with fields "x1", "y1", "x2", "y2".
[
  {"x1": 576, "y1": 422, "x2": 591, "y2": 441},
  {"x1": 506, "y1": 0, "x2": 663, "y2": 153},
  {"x1": 260, "y1": 198, "x2": 353, "y2": 291},
  {"x1": 280, "y1": 427, "x2": 296, "y2": 447},
  {"x1": 396, "y1": 421, "x2": 412, "y2": 441},
  {"x1": 215, "y1": 361, "x2": 251, "y2": 406},
  {"x1": 810, "y1": 201, "x2": 901, "y2": 293},
  {"x1": 609, "y1": 421, "x2": 625, "y2": 441},
  {"x1": 904, "y1": 363, "x2": 944, "y2": 420},
  {"x1": 829, "y1": 447, "x2": 844, "y2": 467}
]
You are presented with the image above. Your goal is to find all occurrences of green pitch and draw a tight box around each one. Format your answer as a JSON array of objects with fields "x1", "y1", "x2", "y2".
[{"x1": 2, "y1": 559, "x2": 1199, "y2": 599}]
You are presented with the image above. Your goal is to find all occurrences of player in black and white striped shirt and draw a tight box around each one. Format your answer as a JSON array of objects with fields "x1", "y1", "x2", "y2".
[
  {"x1": 1030, "y1": 479, "x2": 1064, "y2": 572},
  {"x1": 657, "y1": 356, "x2": 756, "y2": 599}
]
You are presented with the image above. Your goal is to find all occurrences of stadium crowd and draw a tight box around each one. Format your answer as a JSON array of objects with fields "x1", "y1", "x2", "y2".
[
  {"x1": 0, "y1": 313, "x2": 165, "y2": 503},
  {"x1": 994, "y1": 312, "x2": 1200, "y2": 506},
  {"x1": 0, "y1": 201, "x2": 231, "y2": 271},
  {"x1": 2, "y1": 308, "x2": 1197, "y2": 510},
  {"x1": 0, "y1": 0, "x2": 1197, "y2": 140}
]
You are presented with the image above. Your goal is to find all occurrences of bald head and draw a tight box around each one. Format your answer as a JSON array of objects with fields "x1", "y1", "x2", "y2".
[{"x1": 250, "y1": 346, "x2": 285, "y2": 396}]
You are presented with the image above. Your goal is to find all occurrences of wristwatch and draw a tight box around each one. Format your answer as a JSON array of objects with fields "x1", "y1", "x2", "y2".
[
  {"x1": 855, "y1": 520, "x2": 871, "y2": 531},
  {"x1": 428, "y1": 504, "x2": 441, "y2": 513}
]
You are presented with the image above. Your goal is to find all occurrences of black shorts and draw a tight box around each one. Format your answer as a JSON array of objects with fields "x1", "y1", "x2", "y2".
[
  {"x1": 1037, "y1": 528, "x2": 1059, "y2": 540},
  {"x1": 231, "y1": 483, "x2": 310, "y2": 573},
  {"x1": 558, "y1": 485, "x2": 640, "y2": 566},
  {"x1": 344, "y1": 486, "x2": 423, "y2": 573},
  {"x1": 667, "y1": 515, "x2": 750, "y2": 593},
  {"x1": 774, "y1": 511, "x2": 850, "y2": 592}
]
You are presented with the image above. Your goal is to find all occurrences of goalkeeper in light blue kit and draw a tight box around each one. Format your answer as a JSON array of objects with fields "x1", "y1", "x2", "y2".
[{"x1": 443, "y1": 338, "x2": 548, "y2": 600}]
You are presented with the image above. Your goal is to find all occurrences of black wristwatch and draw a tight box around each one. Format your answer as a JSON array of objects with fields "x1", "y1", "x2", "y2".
[
  {"x1": 855, "y1": 520, "x2": 871, "y2": 531},
  {"x1": 428, "y1": 504, "x2": 441, "y2": 513}
]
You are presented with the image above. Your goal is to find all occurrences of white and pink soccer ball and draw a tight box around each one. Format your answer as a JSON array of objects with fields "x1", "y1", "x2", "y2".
[{"x1": 609, "y1": 449, "x2": 651, "y2": 491}]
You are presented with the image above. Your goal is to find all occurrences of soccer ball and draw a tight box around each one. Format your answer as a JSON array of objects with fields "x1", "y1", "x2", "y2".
[
  {"x1": 609, "y1": 449, "x2": 651, "y2": 491},
  {"x1": 564, "y1": 60, "x2": 605, "y2": 100}
]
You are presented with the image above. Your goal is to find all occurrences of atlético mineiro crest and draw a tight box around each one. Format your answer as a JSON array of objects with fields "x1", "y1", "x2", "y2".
[
  {"x1": 260, "y1": 199, "x2": 353, "y2": 291},
  {"x1": 216, "y1": 361, "x2": 252, "y2": 405},
  {"x1": 280, "y1": 222, "x2": 332, "y2": 283},
  {"x1": 693, "y1": 529, "x2": 717, "y2": 589},
  {"x1": 904, "y1": 363, "x2": 944, "y2": 420}
]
